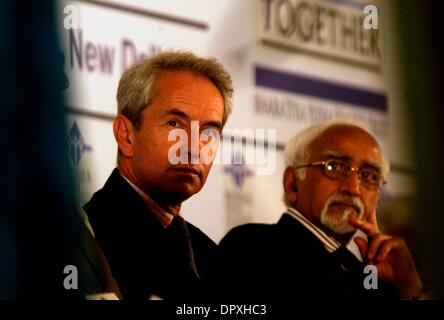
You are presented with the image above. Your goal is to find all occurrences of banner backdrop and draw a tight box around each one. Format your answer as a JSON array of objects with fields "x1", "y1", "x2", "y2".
[{"x1": 58, "y1": 0, "x2": 413, "y2": 242}]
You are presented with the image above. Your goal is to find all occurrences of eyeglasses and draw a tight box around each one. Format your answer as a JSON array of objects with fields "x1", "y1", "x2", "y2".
[{"x1": 295, "y1": 159, "x2": 386, "y2": 189}]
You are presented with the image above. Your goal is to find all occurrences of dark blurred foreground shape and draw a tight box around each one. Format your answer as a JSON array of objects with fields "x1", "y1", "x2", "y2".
[
  {"x1": 395, "y1": 0, "x2": 444, "y2": 298},
  {"x1": 0, "y1": 0, "x2": 84, "y2": 299}
]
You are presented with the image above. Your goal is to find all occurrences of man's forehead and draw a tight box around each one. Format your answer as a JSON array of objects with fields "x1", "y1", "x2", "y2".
[{"x1": 308, "y1": 125, "x2": 382, "y2": 163}]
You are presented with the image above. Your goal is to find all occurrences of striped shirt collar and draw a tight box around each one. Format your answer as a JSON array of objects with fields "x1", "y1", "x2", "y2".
[
  {"x1": 120, "y1": 173, "x2": 176, "y2": 229},
  {"x1": 286, "y1": 207, "x2": 340, "y2": 253}
]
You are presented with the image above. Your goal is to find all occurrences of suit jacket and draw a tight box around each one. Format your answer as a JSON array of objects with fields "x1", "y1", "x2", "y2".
[
  {"x1": 83, "y1": 168, "x2": 220, "y2": 301},
  {"x1": 219, "y1": 213, "x2": 397, "y2": 300},
  {"x1": 77, "y1": 218, "x2": 122, "y2": 299}
]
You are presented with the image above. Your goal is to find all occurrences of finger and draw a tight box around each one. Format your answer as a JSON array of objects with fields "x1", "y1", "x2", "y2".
[
  {"x1": 375, "y1": 237, "x2": 405, "y2": 263},
  {"x1": 349, "y1": 216, "x2": 379, "y2": 237},
  {"x1": 366, "y1": 233, "x2": 391, "y2": 262},
  {"x1": 353, "y1": 236, "x2": 368, "y2": 258},
  {"x1": 374, "y1": 239, "x2": 394, "y2": 263},
  {"x1": 367, "y1": 208, "x2": 380, "y2": 232}
]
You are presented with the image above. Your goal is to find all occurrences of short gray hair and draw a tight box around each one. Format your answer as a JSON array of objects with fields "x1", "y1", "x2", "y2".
[
  {"x1": 117, "y1": 51, "x2": 233, "y2": 129},
  {"x1": 284, "y1": 118, "x2": 390, "y2": 180}
]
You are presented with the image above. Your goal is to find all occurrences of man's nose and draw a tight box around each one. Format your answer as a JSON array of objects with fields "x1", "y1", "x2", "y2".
[
  {"x1": 339, "y1": 170, "x2": 361, "y2": 196},
  {"x1": 187, "y1": 131, "x2": 201, "y2": 164}
]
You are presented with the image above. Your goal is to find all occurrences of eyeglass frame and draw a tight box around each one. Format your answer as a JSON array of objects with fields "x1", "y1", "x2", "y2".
[{"x1": 294, "y1": 159, "x2": 387, "y2": 189}]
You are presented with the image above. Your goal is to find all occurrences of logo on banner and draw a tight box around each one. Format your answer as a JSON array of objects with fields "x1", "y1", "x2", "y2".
[
  {"x1": 223, "y1": 152, "x2": 255, "y2": 230},
  {"x1": 68, "y1": 121, "x2": 92, "y2": 167},
  {"x1": 67, "y1": 121, "x2": 92, "y2": 206},
  {"x1": 223, "y1": 153, "x2": 254, "y2": 188}
]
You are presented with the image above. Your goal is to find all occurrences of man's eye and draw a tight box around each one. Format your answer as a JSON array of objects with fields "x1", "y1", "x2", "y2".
[
  {"x1": 361, "y1": 170, "x2": 379, "y2": 182},
  {"x1": 327, "y1": 161, "x2": 343, "y2": 171},
  {"x1": 201, "y1": 128, "x2": 219, "y2": 140},
  {"x1": 167, "y1": 120, "x2": 179, "y2": 127}
]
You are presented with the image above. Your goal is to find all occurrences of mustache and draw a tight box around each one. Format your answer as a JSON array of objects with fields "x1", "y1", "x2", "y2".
[{"x1": 324, "y1": 194, "x2": 364, "y2": 217}]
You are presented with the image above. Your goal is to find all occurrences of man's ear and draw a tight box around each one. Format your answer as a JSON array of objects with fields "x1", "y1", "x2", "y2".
[
  {"x1": 283, "y1": 167, "x2": 298, "y2": 206},
  {"x1": 113, "y1": 115, "x2": 135, "y2": 158}
]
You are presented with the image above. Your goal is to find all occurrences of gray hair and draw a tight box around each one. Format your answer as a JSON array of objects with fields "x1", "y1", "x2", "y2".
[
  {"x1": 117, "y1": 51, "x2": 233, "y2": 129},
  {"x1": 284, "y1": 118, "x2": 390, "y2": 180}
]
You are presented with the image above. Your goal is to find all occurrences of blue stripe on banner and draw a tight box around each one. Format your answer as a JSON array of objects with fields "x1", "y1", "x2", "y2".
[{"x1": 255, "y1": 65, "x2": 387, "y2": 111}]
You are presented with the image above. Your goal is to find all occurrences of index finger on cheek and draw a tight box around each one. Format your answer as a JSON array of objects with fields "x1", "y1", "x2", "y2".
[
  {"x1": 367, "y1": 209, "x2": 380, "y2": 232},
  {"x1": 349, "y1": 216, "x2": 379, "y2": 237}
]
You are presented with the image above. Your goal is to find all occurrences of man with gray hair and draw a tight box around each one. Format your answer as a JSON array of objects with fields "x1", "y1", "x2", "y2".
[
  {"x1": 84, "y1": 51, "x2": 233, "y2": 300},
  {"x1": 220, "y1": 118, "x2": 423, "y2": 300}
]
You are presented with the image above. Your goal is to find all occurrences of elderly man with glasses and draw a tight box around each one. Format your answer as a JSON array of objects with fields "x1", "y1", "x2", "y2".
[{"x1": 219, "y1": 118, "x2": 423, "y2": 300}]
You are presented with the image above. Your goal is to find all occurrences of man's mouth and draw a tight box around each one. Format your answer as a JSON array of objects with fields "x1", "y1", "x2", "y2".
[
  {"x1": 171, "y1": 166, "x2": 201, "y2": 177},
  {"x1": 329, "y1": 202, "x2": 360, "y2": 214}
]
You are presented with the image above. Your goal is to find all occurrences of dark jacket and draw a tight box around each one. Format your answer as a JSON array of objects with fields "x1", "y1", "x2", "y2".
[
  {"x1": 83, "y1": 169, "x2": 220, "y2": 301},
  {"x1": 219, "y1": 213, "x2": 396, "y2": 300}
]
